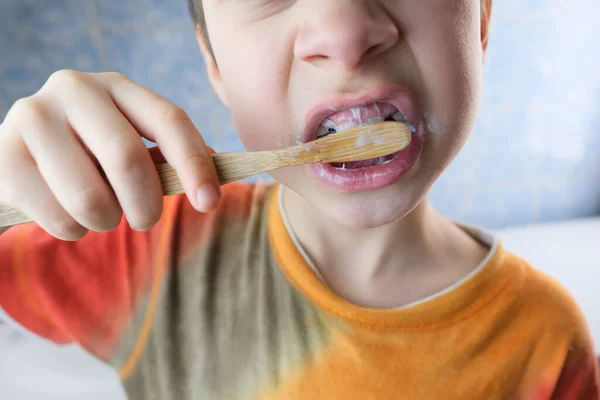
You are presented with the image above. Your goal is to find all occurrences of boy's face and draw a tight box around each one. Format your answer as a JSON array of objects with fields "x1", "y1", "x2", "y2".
[{"x1": 201, "y1": 0, "x2": 484, "y2": 229}]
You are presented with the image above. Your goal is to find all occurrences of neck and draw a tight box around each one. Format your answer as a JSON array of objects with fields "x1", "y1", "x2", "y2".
[{"x1": 281, "y1": 186, "x2": 488, "y2": 309}]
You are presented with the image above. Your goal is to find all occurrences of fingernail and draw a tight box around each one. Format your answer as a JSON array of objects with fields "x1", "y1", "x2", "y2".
[
  {"x1": 196, "y1": 184, "x2": 220, "y2": 212},
  {"x1": 129, "y1": 224, "x2": 151, "y2": 233}
]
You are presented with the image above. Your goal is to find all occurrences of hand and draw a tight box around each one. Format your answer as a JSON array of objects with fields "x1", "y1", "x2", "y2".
[{"x1": 0, "y1": 70, "x2": 220, "y2": 240}]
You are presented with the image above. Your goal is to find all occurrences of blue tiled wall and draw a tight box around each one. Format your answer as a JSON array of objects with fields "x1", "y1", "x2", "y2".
[{"x1": 1, "y1": 0, "x2": 599, "y2": 229}]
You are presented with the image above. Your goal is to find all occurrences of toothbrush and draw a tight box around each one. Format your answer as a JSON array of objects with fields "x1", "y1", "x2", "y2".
[{"x1": 0, "y1": 122, "x2": 411, "y2": 228}]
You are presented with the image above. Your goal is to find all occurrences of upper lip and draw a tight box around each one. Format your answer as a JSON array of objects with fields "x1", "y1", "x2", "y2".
[{"x1": 303, "y1": 85, "x2": 420, "y2": 143}]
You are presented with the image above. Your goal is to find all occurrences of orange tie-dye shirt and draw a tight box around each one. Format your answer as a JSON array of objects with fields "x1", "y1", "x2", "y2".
[{"x1": 0, "y1": 183, "x2": 598, "y2": 399}]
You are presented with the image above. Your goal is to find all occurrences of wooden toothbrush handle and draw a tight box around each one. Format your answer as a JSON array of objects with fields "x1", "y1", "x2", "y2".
[{"x1": 154, "y1": 153, "x2": 275, "y2": 195}]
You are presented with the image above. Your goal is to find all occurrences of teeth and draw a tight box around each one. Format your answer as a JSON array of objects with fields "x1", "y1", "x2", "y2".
[
  {"x1": 331, "y1": 151, "x2": 400, "y2": 170},
  {"x1": 316, "y1": 119, "x2": 337, "y2": 138},
  {"x1": 317, "y1": 116, "x2": 388, "y2": 138},
  {"x1": 317, "y1": 107, "x2": 417, "y2": 139},
  {"x1": 334, "y1": 117, "x2": 386, "y2": 133}
]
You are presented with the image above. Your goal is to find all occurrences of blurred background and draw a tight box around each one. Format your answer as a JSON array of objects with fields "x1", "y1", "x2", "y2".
[
  {"x1": 0, "y1": 1, "x2": 599, "y2": 399},
  {"x1": 1, "y1": 0, "x2": 599, "y2": 230}
]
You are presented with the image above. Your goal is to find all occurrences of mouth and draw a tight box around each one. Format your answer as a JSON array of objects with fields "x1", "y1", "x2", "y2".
[
  {"x1": 315, "y1": 102, "x2": 417, "y2": 169},
  {"x1": 304, "y1": 86, "x2": 424, "y2": 192}
]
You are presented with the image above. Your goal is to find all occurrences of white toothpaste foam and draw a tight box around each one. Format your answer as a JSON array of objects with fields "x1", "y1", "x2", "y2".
[
  {"x1": 356, "y1": 133, "x2": 371, "y2": 147},
  {"x1": 424, "y1": 112, "x2": 442, "y2": 135}
]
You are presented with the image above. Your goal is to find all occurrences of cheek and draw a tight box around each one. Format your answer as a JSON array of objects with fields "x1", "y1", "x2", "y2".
[
  {"x1": 210, "y1": 26, "x2": 294, "y2": 152},
  {"x1": 410, "y1": 6, "x2": 483, "y2": 139}
]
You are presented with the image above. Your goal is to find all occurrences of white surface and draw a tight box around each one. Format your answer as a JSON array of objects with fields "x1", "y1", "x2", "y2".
[
  {"x1": 0, "y1": 218, "x2": 598, "y2": 399},
  {"x1": 497, "y1": 217, "x2": 600, "y2": 352},
  {"x1": 0, "y1": 311, "x2": 126, "y2": 399}
]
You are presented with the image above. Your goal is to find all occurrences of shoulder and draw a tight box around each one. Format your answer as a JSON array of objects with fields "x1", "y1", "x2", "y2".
[
  {"x1": 503, "y1": 250, "x2": 592, "y2": 340},
  {"x1": 501, "y1": 252, "x2": 600, "y2": 397}
]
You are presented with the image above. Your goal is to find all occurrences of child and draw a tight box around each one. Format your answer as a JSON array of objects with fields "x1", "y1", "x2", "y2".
[{"x1": 0, "y1": 0, "x2": 598, "y2": 398}]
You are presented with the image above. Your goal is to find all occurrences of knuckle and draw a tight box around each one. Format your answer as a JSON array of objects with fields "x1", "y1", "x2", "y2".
[
  {"x1": 161, "y1": 104, "x2": 191, "y2": 125},
  {"x1": 177, "y1": 150, "x2": 218, "y2": 185},
  {"x1": 101, "y1": 71, "x2": 129, "y2": 83},
  {"x1": 7, "y1": 97, "x2": 29, "y2": 120},
  {"x1": 9, "y1": 97, "x2": 41, "y2": 119},
  {"x1": 6, "y1": 98, "x2": 53, "y2": 136},
  {"x1": 46, "y1": 69, "x2": 88, "y2": 93},
  {"x1": 48, "y1": 69, "x2": 83, "y2": 85},
  {"x1": 183, "y1": 151, "x2": 213, "y2": 171}
]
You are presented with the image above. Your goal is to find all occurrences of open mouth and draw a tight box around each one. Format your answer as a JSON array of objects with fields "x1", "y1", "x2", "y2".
[
  {"x1": 314, "y1": 102, "x2": 417, "y2": 170},
  {"x1": 305, "y1": 87, "x2": 424, "y2": 192}
]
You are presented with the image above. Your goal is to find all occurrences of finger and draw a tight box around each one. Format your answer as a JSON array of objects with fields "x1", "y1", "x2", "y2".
[
  {"x1": 0, "y1": 133, "x2": 88, "y2": 240},
  {"x1": 98, "y1": 73, "x2": 220, "y2": 212},
  {"x1": 48, "y1": 78, "x2": 164, "y2": 230},
  {"x1": 14, "y1": 97, "x2": 123, "y2": 232}
]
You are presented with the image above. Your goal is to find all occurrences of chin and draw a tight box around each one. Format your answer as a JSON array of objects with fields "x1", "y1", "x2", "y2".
[
  {"x1": 313, "y1": 183, "x2": 426, "y2": 230},
  {"x1": 275, "y1": 149, "x2": 434, "y2": 231}
]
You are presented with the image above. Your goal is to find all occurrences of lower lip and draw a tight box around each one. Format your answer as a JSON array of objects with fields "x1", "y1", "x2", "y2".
[{"x1": 311, "y1": 128, "x2": 423, "y2": 192}]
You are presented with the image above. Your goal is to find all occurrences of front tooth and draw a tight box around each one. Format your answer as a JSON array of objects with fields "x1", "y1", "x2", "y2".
[
  {"x1": 335, "y1": 122, "x2": 357, "y2": 133},
  {"x1": 316, "y1": 125, "x2": 330, "y2": 138},
  {"x1": 321, "y1": 119, "x2": 336, "y2": 128},
  {"x1": 317, "y1": 119, "x2": 337, "y2": 137},
  {"x1": 334, "y1": 117, "x2": 386, "y2": 134}
]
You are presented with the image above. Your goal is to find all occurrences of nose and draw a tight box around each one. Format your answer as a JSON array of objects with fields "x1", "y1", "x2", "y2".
[{"x1": 294, "y1": 1, "x2": 399, "y2": 69}]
